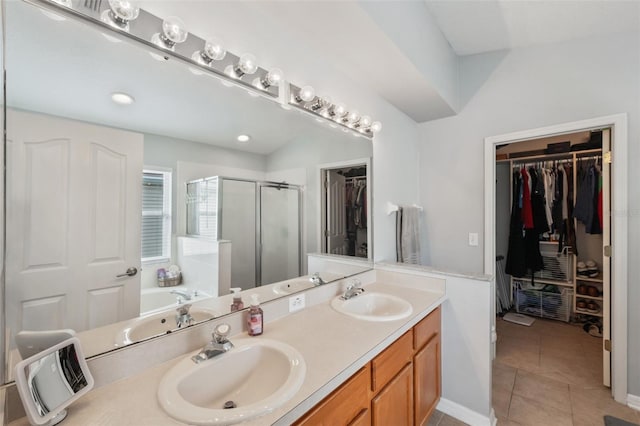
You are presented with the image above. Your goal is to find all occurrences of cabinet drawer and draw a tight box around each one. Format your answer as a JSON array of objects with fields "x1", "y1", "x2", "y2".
[
  {"x1": 414, "y1": 306, "x2": 441, "y2": 350},
  {"x1": 371, "y1": 330, "x2": 413, "y2": 393},
  {"x1": 295, "y1": 365, "x2": 371, "y2": 426}
]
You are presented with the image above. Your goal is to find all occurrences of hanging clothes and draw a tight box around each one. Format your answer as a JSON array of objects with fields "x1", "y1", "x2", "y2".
[
  {"x1": 558, "y1": 164, "x2": 578, "y2": 255},
  {"x1": 543, "y1": 168, "x2": 555, "y2": 232},
  {"x1": 551, "y1": 165, "x2": 564, "y2": 233},
  {"x1": 506, "y1": 169, "x2": 543, "y2": 277},
  {"x1": 529, "y1": 167, "x2": 549, "y2": 234},
  {"x1": 520, "y1": 168, "x2": 534, "y2": 229},
  {"x1": 574, "y1": 161, "x2": 602, "y2": 234}
]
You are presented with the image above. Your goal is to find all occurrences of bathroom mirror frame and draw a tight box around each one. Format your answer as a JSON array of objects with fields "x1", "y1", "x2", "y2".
[{"x1": 1, "y1": 0, "x2": 374, "y2": 384}]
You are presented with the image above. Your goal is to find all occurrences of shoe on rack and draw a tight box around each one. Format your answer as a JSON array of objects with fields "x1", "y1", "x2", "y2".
[
  {"x1": 585, "y1": 260, "x2": 599, "y2": 278},
  {"x1": 588, "y1": 324, "x2": 602, "y2": 338},
  {"x1": 577, "y1": 261, "x2": 589, "y2": 277}
]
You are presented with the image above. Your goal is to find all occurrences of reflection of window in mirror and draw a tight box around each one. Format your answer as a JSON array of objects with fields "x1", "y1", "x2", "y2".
[
  {"x1": 142, "y1": 168, "x2": 172, "y2": 263},
  {"x1": 321, "y1": 163, "x2": 369, "y2": 258}
]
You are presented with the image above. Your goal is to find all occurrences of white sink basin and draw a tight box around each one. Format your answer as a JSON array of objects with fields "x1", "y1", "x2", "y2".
[
  {"x1": 272, "y1": 279, "x2": 314, "y2": 295},
  {"x1": 115, "y1": 307, "x2": 217, "y2": 346},
  {"x1": 158, "y1": 338, "x2": 306, "y2": 425},
  {"x1": 331, "y1": 292, "x2": 413, "y2": 322}
]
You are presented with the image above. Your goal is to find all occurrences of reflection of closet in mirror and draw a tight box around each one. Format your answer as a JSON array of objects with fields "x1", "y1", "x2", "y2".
[
  {"x1": 186, "y1": 177, "x2": 301, "y2": 290},
  {"x1": 321, "y1": 164, "x2": 369, "y2": 258}
]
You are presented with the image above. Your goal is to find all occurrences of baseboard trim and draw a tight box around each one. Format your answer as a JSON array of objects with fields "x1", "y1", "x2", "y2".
[
  {"x1": 626, "y1": 393, "x2": 640, "y2": 411},
  {"x1": 437, "y1": 398, "x2": 493, "y2": 426}
]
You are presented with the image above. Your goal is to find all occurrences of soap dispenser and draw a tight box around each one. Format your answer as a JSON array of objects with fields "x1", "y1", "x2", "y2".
[
  {"x1": 247, "y1": 294, "x2": 263, "y2": 336},
  {"x1": 230, "y1": 287, "x2": 244, "y2": 312}
]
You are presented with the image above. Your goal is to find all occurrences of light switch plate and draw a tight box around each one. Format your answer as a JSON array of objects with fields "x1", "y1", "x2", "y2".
[
  {"x1": 469, "y1": 232, "x2": 479, "y2": 246},
  {"x1": 289, "y1": 294, "x2": 306, "y2": 312}
]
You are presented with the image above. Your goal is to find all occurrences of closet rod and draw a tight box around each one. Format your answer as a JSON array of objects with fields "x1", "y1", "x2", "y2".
[{"x1": 497, "y1": 147, "x2": 602, "y2": 164}]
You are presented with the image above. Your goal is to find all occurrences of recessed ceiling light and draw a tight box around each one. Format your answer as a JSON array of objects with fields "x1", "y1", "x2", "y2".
[
  {"x1": 111, "y1": 92, "x2": 135, "y2": 105},
  {"x1": 237, "y1": 134, "x2": 251, "y2": 143}
]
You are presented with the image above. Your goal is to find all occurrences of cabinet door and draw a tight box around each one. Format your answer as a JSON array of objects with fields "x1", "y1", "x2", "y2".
[
  {"x1": 371, "y1": 330, "x2": 413, "y2": 393},
  {"x1": 414, "y1": 334, "x2": 441, "y2": 425},
  {"x1": 372, "y1": 363, "x2": 413, "y2": 426},
  {"x1": 348, "y1": 408, "x2": 371, "y2": 426},
  {"x1": 295, "y1": 365, "x2": 371, "y2": 426}
]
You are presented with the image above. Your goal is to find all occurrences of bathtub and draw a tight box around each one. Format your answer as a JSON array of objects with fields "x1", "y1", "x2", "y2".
[{"x1": 140, "y1": 286, "x2": 210, "y2": 315}]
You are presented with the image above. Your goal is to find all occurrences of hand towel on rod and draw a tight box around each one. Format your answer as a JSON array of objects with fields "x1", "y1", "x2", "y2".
[{"x1": 397, "y1": 206, "x2": 422, "y2": 265}]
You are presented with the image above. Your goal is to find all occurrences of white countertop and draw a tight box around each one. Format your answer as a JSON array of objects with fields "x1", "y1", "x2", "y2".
[{"x1": 12, "y1": 280, "x2": 445, "y2": 426}]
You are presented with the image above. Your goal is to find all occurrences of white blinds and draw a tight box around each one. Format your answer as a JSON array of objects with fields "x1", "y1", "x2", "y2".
[{"x1": 142, "y1": 170, "x2": 171, "y2": 261}]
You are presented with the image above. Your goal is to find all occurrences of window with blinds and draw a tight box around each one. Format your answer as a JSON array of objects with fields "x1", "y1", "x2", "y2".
[{"x1": 142, "y1": 169, "x2": 172, "y2": 262}]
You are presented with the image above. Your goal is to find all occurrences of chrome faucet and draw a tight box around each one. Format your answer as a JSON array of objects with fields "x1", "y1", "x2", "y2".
[
  {"x1": 309, "y1": 272, "x2": 327, "y2": 286},
  {"x1": 191, "y1": 323, "x2": 234, "y2": 364},
  {"x1": 341, "y1": 279, "x2": 365, "y2": 300},
  {"x1": 171, "y1": 288, "x2": 197, "y2": 302},
  {"x1": 175, "y1": 304, "x2": 194, "y2": 328}
]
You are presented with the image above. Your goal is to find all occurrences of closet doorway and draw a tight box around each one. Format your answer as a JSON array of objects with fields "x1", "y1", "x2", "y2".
[
  {"x1": 484, "y1": 114, "x2": 628, "y2": 403},
  {"x1": 319, "y1": 159, "x2": 371, "y2": 260}
]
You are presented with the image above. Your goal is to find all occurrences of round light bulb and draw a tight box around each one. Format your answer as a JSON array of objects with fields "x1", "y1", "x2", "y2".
[
  {"x1": 371, "y1": 121, "x2": 382, "y2": 133},
  {"x1": 162, "y1": 16, "x2": 188, "y2": 45},
  {"x1": 265, "y1": 68, "x2": 284, "y2": 87},
  {"x1": 347, "y1": 110, "x2": 361, "y2": 124},
  {"x1": 202, "y1": 38, "x2": 226, "y2": 61},
  {"x1": 299, "y1": 85, "x2": 315, "y2": 102},
  {"x1": 111, "y1": 92, "x2": 135, "y2": 105},
  {"x1": 108, "y1": 0, "x2": 139, "y2": 22},
  {"x1": 333, "y1": 103, "x2": 347, "y2": 117},
  {"x1": 238, "y1": 53, "x2": 258, "y2": 75},
  {"x1": 360, "y1": 115, "x2": 372, "y2": 127}
]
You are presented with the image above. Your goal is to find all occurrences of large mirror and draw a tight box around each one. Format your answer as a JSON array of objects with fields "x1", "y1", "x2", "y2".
[{"x1": 3, "y1": 0, "x2": 373, "y2": 383}]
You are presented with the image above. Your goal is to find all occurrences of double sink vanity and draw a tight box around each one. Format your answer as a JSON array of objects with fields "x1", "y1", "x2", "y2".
[{"x1": 11, "y1": 268, "x2": 445, "y2": 425}]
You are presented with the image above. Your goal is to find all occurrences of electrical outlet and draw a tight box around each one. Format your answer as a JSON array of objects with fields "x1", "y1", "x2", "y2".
[
  {"x1": 469, "y1": 232, "x2": 479, "y2": 247},
  {"x1": 289, "y1": 294, "x2": 306, "y2": 312}
]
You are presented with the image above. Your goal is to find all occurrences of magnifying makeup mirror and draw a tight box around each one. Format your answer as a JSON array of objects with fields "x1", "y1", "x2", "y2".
[{"x1": 14, "y1": 337, "x2": 94, "y2": 426}]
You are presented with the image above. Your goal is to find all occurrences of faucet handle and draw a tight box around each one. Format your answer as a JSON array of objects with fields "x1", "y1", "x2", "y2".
[
  {"x1": 213, "y1": 323, "x2": 231, "y2": 343},
  {"x1": 347, "y1": 279, "x2": 362, "y2": 289},
  {"x1": 176, "y1": 304, "x2": 192, "y2": 315}
]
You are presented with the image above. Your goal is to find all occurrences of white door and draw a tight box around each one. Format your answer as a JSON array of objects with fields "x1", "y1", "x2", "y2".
[
  {"x1": 5, "y1": 110, "x2": 143, "y2": 341},
  {"x1": 602, "y1": 128, "x2": 612, "y2": 387},
  {"x1": 326, "y1": 170, "x2": 348, "y2": 255}
]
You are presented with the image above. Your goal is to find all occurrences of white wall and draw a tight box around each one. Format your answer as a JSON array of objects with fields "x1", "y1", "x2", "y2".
[{"x1": 418, "y1": 33, "x2": 640, "y2": 393}]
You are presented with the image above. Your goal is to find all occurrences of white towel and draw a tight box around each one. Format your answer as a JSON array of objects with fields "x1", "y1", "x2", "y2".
[{"x1": 400, "y1": 206, "x2": 421, "y2": 264}]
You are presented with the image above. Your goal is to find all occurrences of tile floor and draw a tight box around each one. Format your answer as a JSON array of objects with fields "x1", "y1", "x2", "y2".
[
  {"x1": 428, "y1": 410, "x2": 468, "y2": 426},
  {"x1": 494, "y1": 316, "x2": 639, "y2": 426}
]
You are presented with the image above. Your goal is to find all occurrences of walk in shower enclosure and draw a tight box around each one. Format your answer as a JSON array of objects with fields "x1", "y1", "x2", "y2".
[{"x1": 186, "y1": 176, "x2": 301, "y2": 290}]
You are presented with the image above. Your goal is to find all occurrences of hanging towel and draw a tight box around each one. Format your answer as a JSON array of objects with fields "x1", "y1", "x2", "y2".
[{"x1": 397, "y1": 206, "x2": 422, "y2": 264}]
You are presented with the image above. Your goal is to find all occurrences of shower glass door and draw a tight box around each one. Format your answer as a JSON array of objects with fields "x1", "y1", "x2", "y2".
[{"x1": 258, "y1": 184, "x2": 301, "y2": 285}]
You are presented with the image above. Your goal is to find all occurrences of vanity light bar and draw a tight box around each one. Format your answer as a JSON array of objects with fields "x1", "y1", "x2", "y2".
[
  {"x1": 35, "y1": 0, "x2": 381, "y2": 139},
  {"x1": 289, "y1": 84, "x2": 381, "y2": 137}
]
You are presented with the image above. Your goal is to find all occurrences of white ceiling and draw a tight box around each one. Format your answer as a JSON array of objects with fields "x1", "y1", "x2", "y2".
[
  {"x1": 425, "y1": 0, "x2": 640, "y2": 56},
  {"x1": 8, "y1": 0, "x2": 640, "y2": 135}
]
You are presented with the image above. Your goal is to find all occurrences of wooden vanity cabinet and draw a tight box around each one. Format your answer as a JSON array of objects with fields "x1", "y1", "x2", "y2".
[
  {"x1": 413, "y1": 307, "x2": 441, "y2": 425},
  {"x1": 294, "y1": 365, "x2": 371, "y2": 426},
  {"x1": 297, "y1": 306, "x2": 441, "y2": 426}
]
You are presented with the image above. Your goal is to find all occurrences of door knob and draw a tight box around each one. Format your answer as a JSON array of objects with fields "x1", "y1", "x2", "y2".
[{"x1": 116, "y1": 267, "x2": 138, "y2": 278}]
